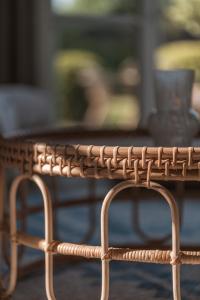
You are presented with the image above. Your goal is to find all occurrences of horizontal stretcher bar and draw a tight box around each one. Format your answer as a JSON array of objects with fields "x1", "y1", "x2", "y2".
[{"x1": 16, "y1": 232, "x2": 200, "y2": 265}]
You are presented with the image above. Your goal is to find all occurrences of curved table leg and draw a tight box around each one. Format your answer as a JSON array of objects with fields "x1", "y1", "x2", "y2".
[
  {"x1": 2, "y1": 174, "x2": 56, "y2": 300},
  {"x1": 0, "y1": 168, "x2": 4, "y2": 252},
  {"x1": 2, "y1": 183, "x2": 28, "y2": 268},
  {"x1": 0, "y1": 167, "x2": 6, "y2": 296},
  {"x1": 100, "y1": 180, "x2": 181, "y2": 300}
]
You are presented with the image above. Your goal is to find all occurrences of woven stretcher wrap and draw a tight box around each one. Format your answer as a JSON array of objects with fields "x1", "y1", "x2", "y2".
[{"x1": 15, "y1": 232, "x2": 200, "y2": 265}]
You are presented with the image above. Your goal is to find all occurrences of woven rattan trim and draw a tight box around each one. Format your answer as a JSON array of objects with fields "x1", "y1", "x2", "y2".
[
  {"x1": 16, "y1": 232, "x2": 200, "y2": 265},
  {"x1": 1, "y1": 139, "x2": 200, "y2": 181}
]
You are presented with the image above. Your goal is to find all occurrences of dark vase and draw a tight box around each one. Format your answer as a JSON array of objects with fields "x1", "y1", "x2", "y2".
[{"x1": 149, "y1": 69, "x2": 200, "y2": 146}]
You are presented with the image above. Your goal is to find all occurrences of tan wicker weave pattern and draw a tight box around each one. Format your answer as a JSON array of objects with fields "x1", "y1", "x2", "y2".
[
  {"x1": 15, "y1": 232, "x2": 200, "y2": 265},
  {"x1": 1, "y1": 139, "x2": 200, "y2": 182}
]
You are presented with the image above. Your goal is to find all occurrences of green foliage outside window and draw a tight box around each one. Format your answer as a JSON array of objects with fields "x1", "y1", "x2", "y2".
[
  {"x1": 156, "y1": 41, "x2": 200, "y2": 82},
  {"x1": 165, "y1": 0, "x2": 200, "y2": 37},
  {"x1": 54, "y1": 0, "x2": 138, "y2": 15},
  {"x1": 54, "y1": 50, "x2": 101, "y2": 121}
]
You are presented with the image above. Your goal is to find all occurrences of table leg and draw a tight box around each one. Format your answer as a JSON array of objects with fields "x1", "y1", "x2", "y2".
[
  {"x1": 100, "y1": 180, "x2": 181, "y2": 300},
  {"x1": 1, "y1": 174, "x2": 56, "y2": 300},
  {"x1": 0, "y1": 167, "x2": 5, "y2": 295}
]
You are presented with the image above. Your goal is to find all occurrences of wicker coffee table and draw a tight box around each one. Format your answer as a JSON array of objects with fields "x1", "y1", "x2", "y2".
[{"x1": 0, "y1": 132, "x2": 200, "y2": 300}]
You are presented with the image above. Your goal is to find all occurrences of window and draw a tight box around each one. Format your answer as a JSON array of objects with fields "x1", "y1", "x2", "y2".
[{"x1": 51, "y1": 0, "x2": 141, "y2": 129}]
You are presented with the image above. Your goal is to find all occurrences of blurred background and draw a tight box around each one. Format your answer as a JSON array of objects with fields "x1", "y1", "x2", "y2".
[
  {"x1": 0, "y1": 0, "x2": 200, "y2": 133},
  {"x1": 1, "y1": 1, "x2": 200, "y2": 299}
]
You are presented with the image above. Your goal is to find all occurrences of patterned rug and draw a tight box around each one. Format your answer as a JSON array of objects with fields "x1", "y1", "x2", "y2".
[{"x1": 13, "y1": 263, "x2": 200, "y2": 300}]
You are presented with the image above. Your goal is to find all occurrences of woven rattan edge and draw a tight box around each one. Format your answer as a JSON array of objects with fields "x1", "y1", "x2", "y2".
[{"x1": 1, "y1": 138, "x2": 200, "y2": 182}]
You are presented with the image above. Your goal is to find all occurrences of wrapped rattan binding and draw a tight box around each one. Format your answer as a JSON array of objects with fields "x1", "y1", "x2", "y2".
[
  {"x1": 0, "y1": 140, "x2": 200, "y2": 183},
  {"x1": 15, "y1": 232, "x2": 200, "y2": 265}
]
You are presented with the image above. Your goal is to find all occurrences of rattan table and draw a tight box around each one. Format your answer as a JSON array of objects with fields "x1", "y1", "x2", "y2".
[{"x1": 1, "y1": 133, "x2": 200, "y2": 300}]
